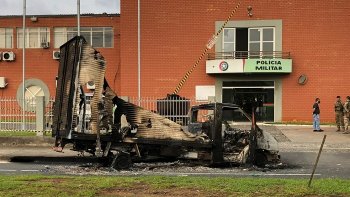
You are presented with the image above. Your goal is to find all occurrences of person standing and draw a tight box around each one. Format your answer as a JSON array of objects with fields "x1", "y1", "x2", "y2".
[
  {"x1": 343, "y1": 96, "x2": 350, "y2": 134},
  {"x1": 313, "y1": 98, "x2": 323, "y2": 132},
  {"x1": 334, "y1": 96, "x2": 345, "y2": 132}
]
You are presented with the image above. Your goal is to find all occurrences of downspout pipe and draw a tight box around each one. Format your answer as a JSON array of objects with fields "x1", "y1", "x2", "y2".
[{"x1": 137, "y1": 0, "x2": 141, "y2": 105}]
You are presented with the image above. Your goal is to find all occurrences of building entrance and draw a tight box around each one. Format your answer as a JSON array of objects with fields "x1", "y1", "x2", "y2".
[{"x1": 222, "y1": 81, "x2": 274, "y2": 122}]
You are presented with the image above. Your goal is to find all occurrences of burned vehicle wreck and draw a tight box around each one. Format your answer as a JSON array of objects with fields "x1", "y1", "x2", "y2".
[
  {"x1": 188, "y1": 103, "x2": 279, "y2": 166},
  {"x1": 52, "y1": 36, "x2": 280, "y2": 169}
]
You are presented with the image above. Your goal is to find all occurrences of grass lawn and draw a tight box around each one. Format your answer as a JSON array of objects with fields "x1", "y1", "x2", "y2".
[{"x1": 0, "y1": 175, "x2": 349, "y2": 197}]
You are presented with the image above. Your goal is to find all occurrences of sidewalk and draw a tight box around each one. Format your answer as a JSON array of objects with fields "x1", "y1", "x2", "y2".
[
  {"x1": 274, "y1": 125, "x2": 350, "y2": 152},
  {"x1": 0, "y1": 145, "x2": 79, "y2": 160}
]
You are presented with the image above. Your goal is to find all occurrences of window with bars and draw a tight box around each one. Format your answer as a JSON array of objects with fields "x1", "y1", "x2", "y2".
[
  {"x1": 249, "y1": 27, "x2": 275, "y2": 58},
  {"x1": 17, "y1": 27, "x2": 50, "y2": 48},
  {"x1": 0, "y1": 28, "x2": 13, "y2": 48},
  {"x1": 54, "y1": 27, "x2": 113, "y2": 48},
  {"x1": 223, "y1": 28, "x2": 235, "y2": 53},
  {"x1": 221, "y1": 27, "x2": 275, "y2": 59}
]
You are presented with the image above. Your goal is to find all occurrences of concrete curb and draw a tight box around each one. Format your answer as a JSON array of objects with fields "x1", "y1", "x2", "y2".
[
  {"x1": 261, "y1": 123, "x2": 336, "y2": 127},
  {"x1": 0, "y1": 136, "x2": 54, "y2": 147}
]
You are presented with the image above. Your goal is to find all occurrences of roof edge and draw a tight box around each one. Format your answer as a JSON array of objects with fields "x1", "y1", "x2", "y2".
[{"x1": 0, "y1": 13, "x2": 120, "y2": 18}]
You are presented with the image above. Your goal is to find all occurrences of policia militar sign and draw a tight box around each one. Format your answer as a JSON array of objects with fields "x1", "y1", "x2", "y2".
[
  {"x1": 243, "y1": 59, "x2": 292, "y2": 73},
  {"x1": 206, "y1": 59, "x2": 292, "y2": 74}
]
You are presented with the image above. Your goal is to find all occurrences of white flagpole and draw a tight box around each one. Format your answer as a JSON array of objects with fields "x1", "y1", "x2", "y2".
[{"x1": 22, "y1": 0, "x2": 26, "y2": 130}]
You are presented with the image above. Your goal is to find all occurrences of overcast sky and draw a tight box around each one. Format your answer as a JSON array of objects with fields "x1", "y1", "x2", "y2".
[{"x1": 0, "y1": 0, "x2": 120, "y2": 15}]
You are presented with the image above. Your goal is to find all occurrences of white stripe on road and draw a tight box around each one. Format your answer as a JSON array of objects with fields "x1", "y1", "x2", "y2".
[
  {"x1": 0, "y1": 169, "x2": 39, "y2": 172},
  {"x1": 20, "y1": 170, "x2": 39, "y2": 172},
  {"x1": 0, "y1": 169, "x2": 16, "y2": 172}
]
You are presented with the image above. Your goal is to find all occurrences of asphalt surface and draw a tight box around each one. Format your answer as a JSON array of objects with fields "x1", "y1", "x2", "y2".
[{"x1": 0, "y1": 124, "x2": 349, "y2": 178}]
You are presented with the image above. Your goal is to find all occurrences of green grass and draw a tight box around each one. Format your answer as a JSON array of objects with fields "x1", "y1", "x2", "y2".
[{"x1": 0, "y1": 175, "x2": 349, "y2": 197}]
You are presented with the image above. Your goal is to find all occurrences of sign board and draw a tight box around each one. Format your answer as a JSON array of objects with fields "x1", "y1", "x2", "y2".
[
  {"x1": 243, "y1": 59, "x2": 292, "y2": 73},
  {"x1": 206, "y1": 59, "x2": 292, "y2": 74},
  {"x1": 206, "y1": 59, "x2": 244, "y2": 73},
  {"x1": 195, "y1": 85, "x2": 215, "y2": 101}
]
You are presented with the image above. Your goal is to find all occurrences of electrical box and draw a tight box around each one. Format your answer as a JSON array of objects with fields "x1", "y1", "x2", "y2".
[{"x1": 0, "y1": 77, "x2": 7, "y2": 88}]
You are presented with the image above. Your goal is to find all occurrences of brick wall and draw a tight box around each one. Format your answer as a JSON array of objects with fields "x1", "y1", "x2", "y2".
[
  {"x1": 121, "y1": 0, "x2": 350, "y2": 122},
  {"x1": 0, "y1": 14, "x2": 120, "y2": 98}
]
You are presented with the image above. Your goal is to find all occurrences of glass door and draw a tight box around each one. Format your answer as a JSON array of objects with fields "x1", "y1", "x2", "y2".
[{"x1": 222, "y1": 81, "x2": 274, "y2": 122}]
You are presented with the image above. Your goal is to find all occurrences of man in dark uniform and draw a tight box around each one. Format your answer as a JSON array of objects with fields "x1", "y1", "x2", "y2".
[{"x1": 334, "y1": 96, "x2": 345, "y2": 132}]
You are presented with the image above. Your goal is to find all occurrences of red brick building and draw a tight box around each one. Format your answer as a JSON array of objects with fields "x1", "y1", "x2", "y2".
[
  {"x1": 1, "y1": 1, "x2": 350, "y2": 123},
  {"x1": 120, "y1": 0, "x2": 350, "y2": 122},
  {"x1": 0, "y1": 14, "x2": 120, "y2": 102}
]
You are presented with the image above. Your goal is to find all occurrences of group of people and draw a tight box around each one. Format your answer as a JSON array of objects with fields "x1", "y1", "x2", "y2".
[
  {"x1": 334, "y1": 96, "x2": 350, "y2": 133},
  {"x1": 312, "y1": 96, "x2": 350, "y2": 133}
]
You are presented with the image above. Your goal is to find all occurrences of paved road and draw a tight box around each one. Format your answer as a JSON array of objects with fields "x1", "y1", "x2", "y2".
[
  {"x1": 0, "y1": 147, "x2": 349, "y2": 178},
  {"x1": 0, "y1": 125, "x2": 349, "y2": 178},
  {"x1": 0, "y1": 151, "x2": 348, "y2": 178}
]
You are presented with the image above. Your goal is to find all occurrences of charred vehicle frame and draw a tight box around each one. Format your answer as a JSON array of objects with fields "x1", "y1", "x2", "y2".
[{"x1": 52, "y1": 36, "x2": 280, "y2": 169}]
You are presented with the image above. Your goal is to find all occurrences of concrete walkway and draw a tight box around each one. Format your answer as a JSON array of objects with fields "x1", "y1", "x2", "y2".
[
  {"x1": 274, "y1": 125, "x2": 350, "y2": 152},
  {"x1": 0, "y1": 145, "x2": 79, "y2": 160}
]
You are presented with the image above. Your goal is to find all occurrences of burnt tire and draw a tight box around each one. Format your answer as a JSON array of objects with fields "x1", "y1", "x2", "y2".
[
  {"x1": 112, "y1": 152, "x2": 132, "y2": 170},
  {"x1": 254, "y1": 151, "x2": 268, "y2": 167},
  {"x1": 98, "y1": 152, "x2": 114, "y2": 167}
]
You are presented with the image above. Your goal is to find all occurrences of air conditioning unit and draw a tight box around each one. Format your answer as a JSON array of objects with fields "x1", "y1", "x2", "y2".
[
  {"x1": 0, "y1": 77, "x2": 7, "y2": 88},
  {"x1": 87, "y1": 81, "x2": 95, "y2": 90},
  {"x1": 2, "y1": 52, "x2": 15, "y2": 61},
  {"x1": 52, "y1": 51, "x2": 60, "y2": 60},
  {"x1": 41, "y1": 42, "x2": 50, "y2": 49}
]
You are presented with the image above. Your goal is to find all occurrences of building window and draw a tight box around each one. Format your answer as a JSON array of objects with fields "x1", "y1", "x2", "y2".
[
  {"x1": 223, "y1": 28, "x2": 235, "y2": 53},
  {"x1": 17, "y1": 27, "x2": 50, "y2": 48},
  {"x1": 0, "y1": 28, "x2": 13, "y2": 48},
  {"x1": 54, "y1": 27, "x2": 113, "y2": 48},
  {"x1": 248, "y1": 27, "x2": 275, "y2": 58},
  {"x1": 222, "y1": 27, "x2": 275, "y2": 59}
]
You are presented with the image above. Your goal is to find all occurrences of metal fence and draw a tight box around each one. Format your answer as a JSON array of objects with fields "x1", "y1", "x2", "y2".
[
  {"x1": 0, "y1": 96, "x2": 208, "y2": 131},
  {"x1": 127, "y1": 96, "x2": 208, "y2": 126},
  {"x1": 0, "y1": 97, "x2": 54, "y2": 131},
  {"x1": 207, "y1": 51, "x2": 291, "y2": 60}
]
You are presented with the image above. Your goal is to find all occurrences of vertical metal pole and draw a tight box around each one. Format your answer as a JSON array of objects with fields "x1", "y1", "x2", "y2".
[
  {"x1": 308, "y1": 135, "x2": 327, "y2": 187},
  {"x1": 137, "y1": 0, "x2": 141, "y2": 105},
  {"x1": 35, "y1": 96, "x2": 45, "y2": 135},
  {"x1": 22, "y1": 0, "x2": 26, "y2": 130},
  {"x1": 77, "y1": 0, "x2": 80, "y2": 36}
]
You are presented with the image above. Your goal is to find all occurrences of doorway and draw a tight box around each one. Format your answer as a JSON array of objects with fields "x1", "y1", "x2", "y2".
[{"x1": 222, "y1": 81, "x2": 274, "y2": 122}]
